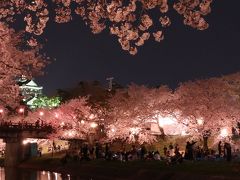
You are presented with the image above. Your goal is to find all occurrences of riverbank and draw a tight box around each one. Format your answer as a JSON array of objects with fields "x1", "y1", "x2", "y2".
[{"x1": 6, "y1": 152, "x2": 238, "y2": 180}]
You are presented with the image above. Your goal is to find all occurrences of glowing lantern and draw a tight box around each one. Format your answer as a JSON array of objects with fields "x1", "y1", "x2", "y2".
[
  {"x1": 22, "y1": 138, "x2": 38, "y2": 145},
  {"x1": 197, "y1": 118, "x2": 204, "y2": 125},
  {"x1": 39, "y1": 111, "x2": 44, "y2": 116},
  {"x1": 89, "y1": 114, "x2": 95, "y2": 120},
  {"x1": 18, "y1": 107, "x2": 24, "y2": 113},
  {"x1": 22, "y1": 139, "x2": 28, "y2": 145},
  {"x1": 0, "y1": 109, "x2": 3, "y2": 114},
  {"x1": 80, "y1": 120, "x2": 85, "y2": 124},
  {"x1": 90, "y1": 122, "x2": 98, "y2": 128},
  {"x1": 55, "y1": 113, "x2": 59, "y2": 118}
]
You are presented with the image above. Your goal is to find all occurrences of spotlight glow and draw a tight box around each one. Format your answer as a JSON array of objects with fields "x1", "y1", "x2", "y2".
[
  {"x1": 130, "y1": 127, "x2": 140, "y2": 135},
  {"x1": 18, "y1": 108, "x2": 24, "y2": 113},
  {"x1": 158, "y1": 116, "x2": 175, "y2": 127},
  {"x1": 220, "y1": 128, "x2": 229, "y2": 137},
  {"x1": 22, "y1": 138, "x2": 38, "y2": 145}
]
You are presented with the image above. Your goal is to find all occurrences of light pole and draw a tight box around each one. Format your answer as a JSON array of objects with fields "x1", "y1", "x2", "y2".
[{"x1": 106, "y1": 77, "x2": 114, "y2": 91}]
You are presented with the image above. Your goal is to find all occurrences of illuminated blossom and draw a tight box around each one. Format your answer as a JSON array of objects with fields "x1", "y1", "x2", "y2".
[
  {"x1": 0, "y1": 0, "x2": 213, "y2": 55},
  {"x1": 153, "y1": 31, "x2": 164, "y2": 42},
  {"x1": 173, "y1": 73, "x2": 240, "y2": 147},
  {"x1": 9, "y1": 72, "x2": 240, "y2": 145}
]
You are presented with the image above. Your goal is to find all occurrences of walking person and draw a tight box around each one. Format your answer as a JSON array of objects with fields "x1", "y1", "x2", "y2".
[
  {"x1": 163, "y1": 145, "x2": 168, "y2": 157},
  {"x1": 224, "y1": 142, "x2": 232, "y2": 162},
  {"x1": 140, "y1": 145, "x2": 147, "y2": 160},
  {"x1": 95, "y1": 143, "x2": 100, "y2": 159},
  {"x1": 189, "y1": 141, "x2": 197, "y2": 160},
  {"x1": 89, "y1": 146, "x2": 94, "y2": 160},
  {"x1": 105, "y1": 143, "x2": 109, "y2": 160},
  {"x1": 169, "y1": 143, "x2": 174, "y2": 156},
  {"x1": 185, "y1": 141, "x2": 196, "y2": 160},
  {"x1": 218, "y1": 141, "x2": 222, "y2": 157}
]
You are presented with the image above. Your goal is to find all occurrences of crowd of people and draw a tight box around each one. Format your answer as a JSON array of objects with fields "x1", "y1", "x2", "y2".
[
  {"x1": 165, "y1": 141, "x2": 239, "y2": 163},
  {"x1": 61, "y1": 143, "x2": 163, "y2": 165},
  {"x1": 60, "y1": 140, "x2": 240, "y2": 165}
]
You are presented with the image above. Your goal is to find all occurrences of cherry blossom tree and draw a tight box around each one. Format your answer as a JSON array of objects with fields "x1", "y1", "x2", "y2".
[
  {"x1": 0, "y1": 22, "x2": 46, "y2": 114},
  {"x1": 0, "y1": 0, "x2": 213, "y2": 55},
  {"x1": 23, "y1": 96, "x2": 102, "y2": 143},
  {"x1": 174, "y1": 74, "x2": 240, "y2": 149},
  {"x1": 105, "y1": 84, "x2": 174, "y2": 144},
  {"x1": 105, "y1": 85, "x2": 155, "y2": 144}
]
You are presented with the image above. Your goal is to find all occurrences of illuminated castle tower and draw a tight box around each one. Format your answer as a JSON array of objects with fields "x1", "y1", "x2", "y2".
[{"x1": 17, "y1": 76, "x2": 43, "y2": 109}]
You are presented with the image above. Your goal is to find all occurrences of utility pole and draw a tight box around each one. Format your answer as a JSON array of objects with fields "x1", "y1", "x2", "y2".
[{"x1": 106, "y1": 77, "x2": 114, "y2": 91}]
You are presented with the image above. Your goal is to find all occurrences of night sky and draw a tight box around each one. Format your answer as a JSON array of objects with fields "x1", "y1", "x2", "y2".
[{"x1": 34, "y1": 1, "x2": 240, "y2": 95}]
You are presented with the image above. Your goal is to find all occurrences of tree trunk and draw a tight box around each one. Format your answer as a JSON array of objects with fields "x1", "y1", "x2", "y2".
[
  {"x1": 160, "y1": 127, "x2": 166, "y2": 140},
  {"x1": 203, "y1": 136, "x2": 208, "y2": 151}
]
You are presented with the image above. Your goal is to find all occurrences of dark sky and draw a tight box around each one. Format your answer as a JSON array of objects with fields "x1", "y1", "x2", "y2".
[{"x1": 34, "y1": 1, "x2": 240, "y2": 95}]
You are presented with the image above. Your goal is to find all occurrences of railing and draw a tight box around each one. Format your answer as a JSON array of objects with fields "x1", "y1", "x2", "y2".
[{"x1": 0, "y1": 122, "x2": 53, "y2": 132}]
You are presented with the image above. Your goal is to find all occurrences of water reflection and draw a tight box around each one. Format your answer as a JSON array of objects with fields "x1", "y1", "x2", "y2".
[{"x1": 0, "y1": 167, "x2": 70, "y2": 180}]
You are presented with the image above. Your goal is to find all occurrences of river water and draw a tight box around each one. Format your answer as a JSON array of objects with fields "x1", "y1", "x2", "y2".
[{"x1": 0, "y1": 167, "x2": 71, "y2": 180}]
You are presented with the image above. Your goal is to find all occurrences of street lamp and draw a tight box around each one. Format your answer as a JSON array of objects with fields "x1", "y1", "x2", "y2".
[
  {"x1": 0, "y1": 108, "x2": 4, "y2": 122},
  {"x1": 18, "y1": 107, "x2": 25, "y2": 124},
  {"x1": 38, "y1": 111, "x2": 45, "y2": 127}
]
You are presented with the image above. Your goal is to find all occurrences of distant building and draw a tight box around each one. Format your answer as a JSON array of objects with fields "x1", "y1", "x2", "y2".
[{"x1": 17, "y1": 76, "x2": 43, "y2": 109}]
